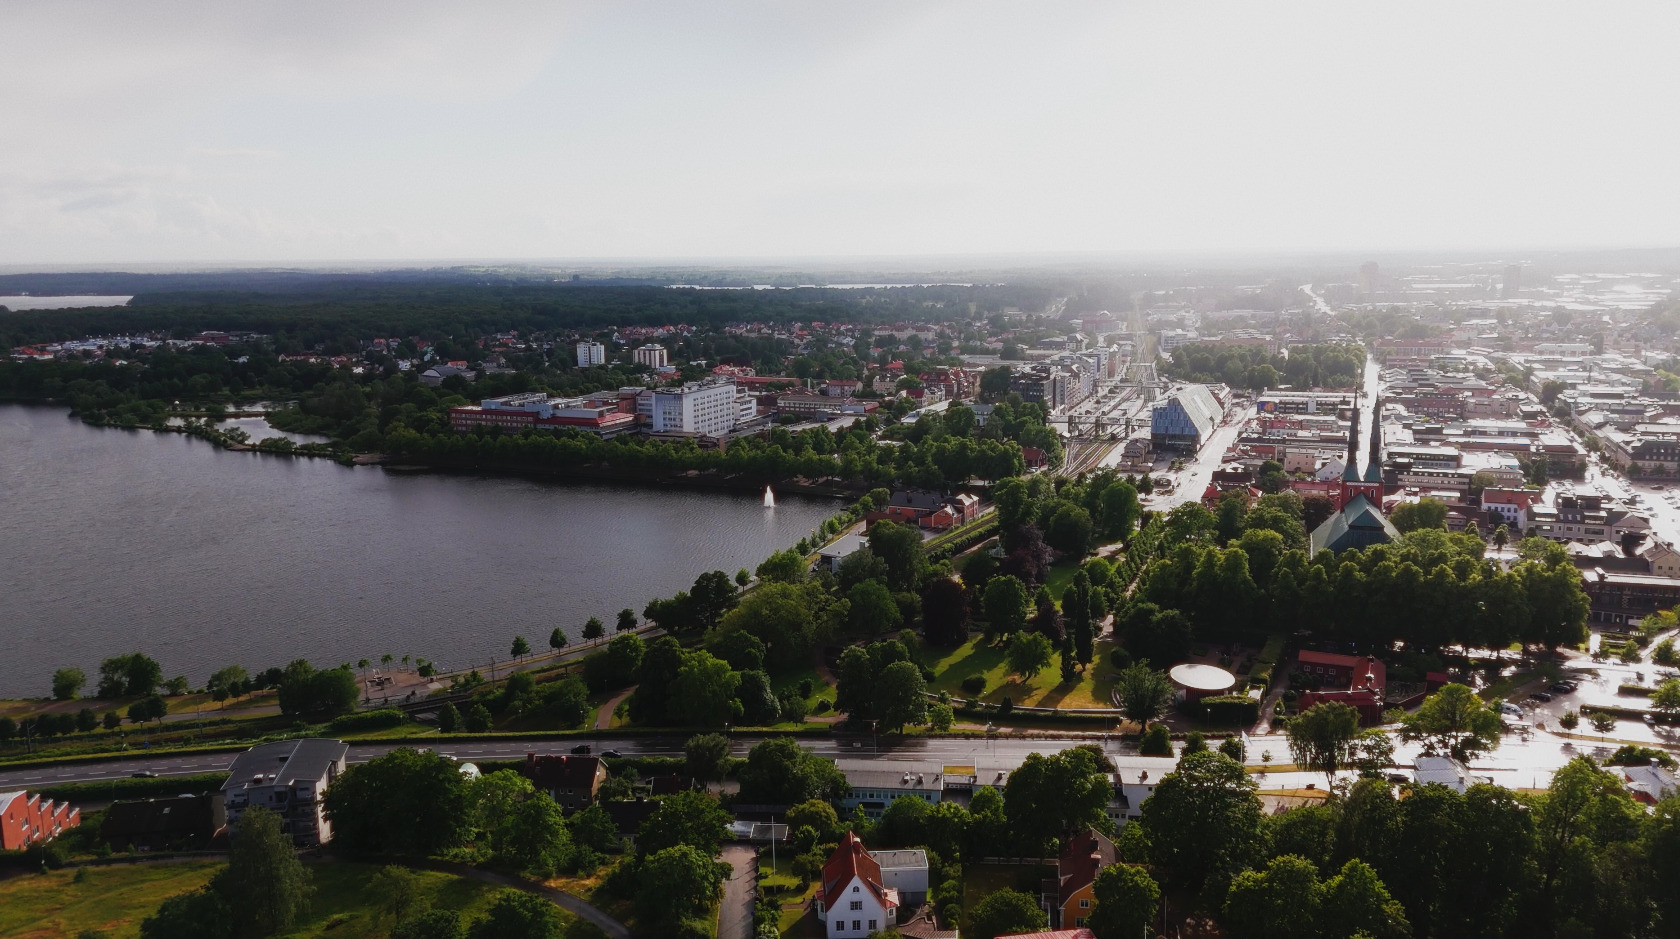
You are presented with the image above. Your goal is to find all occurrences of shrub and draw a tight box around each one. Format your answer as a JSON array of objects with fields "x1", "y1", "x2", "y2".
[
  {"x1": 328, "y1": 708, "x2": 408, "y2": 733},
  {"x1": 960, "y1": 676, "x2": 987, "y2": 695},
  {"x1": 998, "y1": 696, "x2": 1014, "y2": 715},
  {"x1": 815, "y1": 699, "x2": 832, "y2": 713},
  {"x1": 1192, "y1": 694, "x2": 1261, "y2": 725},
  {"x1": 1109, "y1": 648, "x2": 1132, "y2": 670},
  {"x1": 1138, "y1": 724, "x2": 1172, "y2": 756}
]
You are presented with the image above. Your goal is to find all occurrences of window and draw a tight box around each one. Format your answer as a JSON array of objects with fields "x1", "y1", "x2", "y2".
[
  {"x1": 869, "y1": 921, "x2": 878, "y2": 931},
  {"x1": 852, "y1": 886, "x2": 859, "y2": 893},
  {"x1": 1076, "y1": 916, "x2": 1088, "y2": 926},
  {"x1": 851, "y1": 901, "x2": 863, "y2": 911},
  {"x1": 1080, "y1": 899, "x2": 1091, "y2": 908},
  {"x1": 853, "y1": 921, "x2": 861, "y2": 931}
]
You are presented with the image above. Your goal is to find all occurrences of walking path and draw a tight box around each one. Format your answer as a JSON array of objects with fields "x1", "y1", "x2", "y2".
[
  {"x1": 595, "y1": 687, "x2": 636, "y2": 730},
  {"x1": 717, "y1": 844, "x2": 757, "y2": 939}
]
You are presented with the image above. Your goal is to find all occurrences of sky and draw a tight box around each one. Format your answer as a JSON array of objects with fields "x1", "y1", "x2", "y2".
[{"x1": 3, "y1": 1, "x2": 1679, "y2": 265}]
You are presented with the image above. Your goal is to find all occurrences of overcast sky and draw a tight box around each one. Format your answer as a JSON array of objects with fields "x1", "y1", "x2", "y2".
[{"x1": 3, "y1": 2, "x2": 1678, "y2": 265}]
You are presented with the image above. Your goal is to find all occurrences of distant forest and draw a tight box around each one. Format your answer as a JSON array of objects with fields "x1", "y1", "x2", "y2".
[{"x1": 0, "y1": 276, "x2": 1059, "y2": 350}]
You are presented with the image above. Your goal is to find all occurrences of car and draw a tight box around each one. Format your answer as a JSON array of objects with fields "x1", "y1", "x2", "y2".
[
  {"x1": 130, "y1": 770, "x2": 159, "y2": 778},
  {"x1": 1530, "y1": 691, "x2": 1554, "y2": 702},
  {"x1": 601, "y1": 749, "x2": 622, "y2": 759},
  {"x1": 1550, "y1": 682, "x2": 1576, "y2": 693},
  {"x1": 570, "y1": 744, "x2": 592, "y2": 755}
]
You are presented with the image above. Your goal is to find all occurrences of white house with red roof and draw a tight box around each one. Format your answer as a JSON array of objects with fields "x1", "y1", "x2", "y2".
[{"x1": 817, "y1": 832, "x2": 901, "y2": 938}]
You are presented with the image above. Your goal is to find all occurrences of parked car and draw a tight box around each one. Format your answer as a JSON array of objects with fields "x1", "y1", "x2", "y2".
[
  {"x1": 1550, "y1": 682, "x2": 1576, "y2": 693},
  {"x1": 601, "y1": 748, "x2": 623, "y2": 759},
  {"x1": 1530, "y1": 691, "x2": 1554, "y2": 702},
  {"x1": 571, "y1": 744, "x2": 592, "y2": 755}
]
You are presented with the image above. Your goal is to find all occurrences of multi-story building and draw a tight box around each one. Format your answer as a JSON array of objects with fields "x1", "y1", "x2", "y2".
[
  {"x1": 522, "y1": 754, "x2": 607, "y2": 811},
  {"x1": 576, "y1": 341, "x2": 607, "y2": 368},
  {"x1": 637, "y1": 381, "x2": 739, "y2": 436},
  {"x1": 449, "y1": 391, "x2": 639, "y2": 437},
  {"x1": 222, "y1": 738, "x2": 348, "y2": 846},
  {"x1": 1049, "y1": 829, "x2": 1115, "y2": 931},
  {"x1": 1010, "y1": 366, "x2": 1065, "y2": 409},
  {"x1": 0, "y1": 790, "x2": 80, "y2": 851},
  {"x1": 1150, "y1": 384, "x2": 1221, "y2": 452},
  {"x1": 633, "y1": 344, "x2": 670, "y2": 369},
  {"x1": 816, "y1": 833, "x2": 902, "y2": 938}
]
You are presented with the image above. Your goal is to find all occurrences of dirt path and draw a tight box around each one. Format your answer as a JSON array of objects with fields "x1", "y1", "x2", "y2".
[{"x1": 595, "y1": 686, "x2": 636, "y2": 730}]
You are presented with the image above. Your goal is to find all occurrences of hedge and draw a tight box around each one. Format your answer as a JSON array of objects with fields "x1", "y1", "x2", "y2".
[
  {"x1": 38, "y1": 772, "x2": 232, "y2": 804},
  {"x1": 1190, "y1": 695, "x2": 1261, "y2": 725}
]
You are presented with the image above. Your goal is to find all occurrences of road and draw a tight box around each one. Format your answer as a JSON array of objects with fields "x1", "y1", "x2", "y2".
[{"x1": 717, "y1": 845, "x2": 757, "y2": 939}]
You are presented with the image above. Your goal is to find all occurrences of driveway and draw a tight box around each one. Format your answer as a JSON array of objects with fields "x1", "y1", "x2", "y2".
[{"x1": 718, "y1": 844, "x2": 757, "y2": 939}]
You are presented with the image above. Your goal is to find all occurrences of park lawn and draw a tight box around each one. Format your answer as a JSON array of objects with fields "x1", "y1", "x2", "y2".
[
  {"x1": 922, "y1": 636, "x2": 1121, "y2": 710},
  {"x1": 772, "y1": 664, "x2": 837, "y2": 714},
  {"x1": 0, "y1": 861, "x2": 224, "y2": 939},
  {"x1": 0, "y1": 860, "x2": 509, "y2": 939},
  {"x1": 1043, "y1": 560, "x2": 1083, "y2": 608}
]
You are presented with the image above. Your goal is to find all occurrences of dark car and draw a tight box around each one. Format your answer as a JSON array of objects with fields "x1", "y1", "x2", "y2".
[
  {"x1": 130, "y1": 770, "x2": 159, "y2": 778},
  {"x1": 601, "y1": 748, "x2": 623, "y2": 759},
  {"x1": 570, "y1": 744, "x2": 592, "y2": 755},
  {"x1": 1530, "y1": 691, "x2": 1554, "y2": 702},
  {"x1": 1550, "y1": 682, "x2": 1576, "y2": 693}
]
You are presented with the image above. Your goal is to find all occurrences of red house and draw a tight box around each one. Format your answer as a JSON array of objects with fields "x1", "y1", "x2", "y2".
[
  {"x1": 0, "y1": 790, "x2": 80, "y2": 851},
  {"x1": 1297, "y1": 652, "x2": 1388, "y2": 724}
]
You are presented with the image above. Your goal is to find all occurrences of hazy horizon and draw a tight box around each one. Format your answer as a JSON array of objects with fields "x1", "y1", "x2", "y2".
[{"x1": 6, "y1": 2, "x2": 1679, "y2": 265}]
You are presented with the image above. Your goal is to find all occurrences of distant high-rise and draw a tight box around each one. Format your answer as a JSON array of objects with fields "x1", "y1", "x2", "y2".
[
  {"x1": 1358, "y1": 262, "x2": 1380, "y2": 295},
  {"x1": 576, "y1": 340, "x2": 606, "y2": 368},
  {"x1": 634, "y1": 344, "x2": 670, "y2": 369},
  {"x1": 1503, "y1": 264, "x2": 1523, "y2": 300}
]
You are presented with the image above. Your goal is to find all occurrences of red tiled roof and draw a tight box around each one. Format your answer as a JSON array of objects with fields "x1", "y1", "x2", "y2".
[
  {"x1": 821, "y1": 832, "x2": 897, "y2": 911},
  {"x1": 1056, "y1": 829, "x2": 1115, "y2": 906},
  {"x1": 522, "y1": 754, "x2": 603, "y2": 791},
  {"x1": 997, "y1": 931, "x2": 1096, "y2": 939},
  {"x1": 1296, "y1": 650, "x2": 1362, "y2": 668}
]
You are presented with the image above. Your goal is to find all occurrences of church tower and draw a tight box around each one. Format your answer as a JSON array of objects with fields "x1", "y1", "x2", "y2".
[
  {"x1": 1338, "y1": 404, "x2": 1364, "y2": 510},
  {"x1": 1346, "y1": 397, "x2": 1386, "y2": 505}
]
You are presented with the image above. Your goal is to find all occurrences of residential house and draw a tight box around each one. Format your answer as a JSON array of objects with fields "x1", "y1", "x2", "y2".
[
  {"x1": 522, "y1": 754, "x2": 607, "y2": 811},
  {"x1": 0, "y1": 790, "x2": 80, "y2": 851},
  {"x1": 871, "y1": 849, "x2": 930, "y2": 905},
  {"x1": 100, "y1": 793, "x2": 225, "y2": 851},
  {"x1": 1297, "y1": 652, "x2": 1388, "y2": 724},
  {"x1": 222, "y1": 738, "x2": 348, "y2": 846},
  {"x1": 1412, "y1": 756, "x2": 1491, "y2": 793},
  {"x1": 816, "y1": 832, "x2": 901, "y2": 938},
  {"x1": 818, "y1": 533, "x2": 870, "y2": 574},
  {"x1": 1617, "y1": 761, "x2": 1680, "y2": 805},
  {"x1": 1047, "y1": 828, "x2": 1115, "y2": 930}
]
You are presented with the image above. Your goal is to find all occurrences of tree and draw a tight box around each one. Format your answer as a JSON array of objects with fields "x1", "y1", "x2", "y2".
[
  {"x1": 1287, "y1": 701, "x2": 1363, "y2": 786},
  {"x1": 1088, "y1": 863, "x2": 1160, "y2": 939},
  {"x1": 1005, "y1": 632, "x2": 1054, "y2": 682},
  {"x1": 755, "y1": 549, "x2": 807, "y2": 584},
  {"x1": 465, "y1": 703, "x2": 492, "y2": 732},
  {"x1": 672, "y1": 651, "x2": 741, "y2": 727},
  {"x1": 689, "y1": 569, "x2": 739, "y2": 631},
  {"x1": 737, "y1": 669, "x2": 782, "y2": 725},
  {"x1": 1654, "y1": 638, "x2": 1679, "y2": 667},
  {"x1": 1032, "y1": 585, "x2": 1064, "y2": 643},
  {"x1": 712, "y1": 630, "x2": 766, "y2": 672},
  {"x1": 101, "y1": 710, "x2": 121, "y2": 730},
  {"x1": 786, "y1": 799, "x2": 841, "y2": 843},
  {"x1": 391, "y1": 911, "x2": 464, "y2": 939},
  {"x1": 323, "y1": 747, "x2": 469, "y2": 856},
  {"x1": 685, "y1": 732, "x2": 731, "y2": 783},
  {"x1": 207, "y1": 665, "x2": 247, "y2": 709},
  {"x1": 546, "y1": 678, "x2": 589, "y2": 728},
  {"x1": 1114, "y1": 662, "x2": 1173, "y2": 728},
  {"x1": 738, "y1": 736, "x2": 848, "y2": 805},
  {"x1": 127, "y1": 694, "x2": 167, "y2": 724},
  {"x1": 1046, "y1": 502, "x2": 1095, "y2": 557},
  {"x1": 140, "y1": 886, "x2": 233, "y2": 939},
  {"x1": 75, "y1": 707, "x2": 98, "y2": 732},
  {"x1": 275, "y1": 659, "x2": 358, "y2": 721},
  {"x1": 1492, "y1": 523, "x2": 1510, "y2": 551},
  {"x1": 1397, "y1": 683, "x2": 1503, "y2": 761},
  {"x1": 437, "y1": 701, "x2": 460, "y2": 733},
  {"x1": 495, "y1": 793, "x2": 572, "y2": 876},
  {"x1": 1139, "y1": 751, "x2": 1264, "y2": 891},
  {"x1": 1319, "y1": 858, "x2": 1410, "y2": 939},
  {"x1": 968, "y1": 888, "x2": 1045, "y2": 939},
  {"x1": 1003, "y1": 748, "x2": 1114, "y2": 853},
  {"x1": 983, "y1": 575, "x2": 1031, "y2": 638},
  {"x1": 877, "y1": 660, "x2": 928, "y2": 732},
  {"x1": 717, "y1": 581, "x2": 822, "y2": 671},
  {"x1": 221, "y1": 805, "x2": 313, "y2": 936},
  {"x1": 848, "y1": 579, "x2": 903, "y2": 634},
  {"x1": 1222, "y1": 854, "x2": 1322, "y2": 939},
  {"x1": 467, "y1": 890, "x2": 561, "y2": 939},
  {"x1": 97, "y1": 653, "x2": 163, "y2": 698},
  {"x1": 509, "y1": 636, "x2": 530, "y2": 659},
  {"x1": 51, "y1": 667, "x2": 85, "y2": 701},
  {"x1": 921, "y1": 578, "x2": 972, "y2": 647},
  {"x1": 547, "y1": 628, "x2": 567, "y2": 653},
  {"x1": 582, "y1": 617, "x2": 605, "y2": 641},
  {"x1": 629, "y1": 636, "x2": 685, "y2": 724},
  {"x1": 869, "y1": 521, "x2": 928, "y2": 592},
  {"x1": 1590, "y1": 711, "x2": 1617, "y2": 736},
  {"x1": 1099, "y1": 481, "x2": 1142, "y2": 540},
  {"x1": 617, "y1": 608, "x2": 639, "y2": 632},
  {"x1": 637, "y1": 845, "x2": 729, "y2": 932},
  {"x1": 1653, "y1": 678, "x2": 1680, "y2": 719},
  {"x1": 636, "y1": 790, "x2": 732, "y2": 858}
]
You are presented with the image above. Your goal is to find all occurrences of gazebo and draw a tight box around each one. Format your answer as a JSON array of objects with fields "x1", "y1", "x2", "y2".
[{"x1": 1168, "y1": 663, "x2": 1237, "y2": 702}]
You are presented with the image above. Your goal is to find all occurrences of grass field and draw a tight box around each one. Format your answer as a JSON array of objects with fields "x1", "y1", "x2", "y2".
[
  {"x1": 0, "y1": 860, "x2": 508, "y2": 939},
  {"x1": 961, "y1": 862, "x2": 1055, "y2": 932},
  {"x1": 922, "y1": 636, "x2": 1121, "y2": 710}
]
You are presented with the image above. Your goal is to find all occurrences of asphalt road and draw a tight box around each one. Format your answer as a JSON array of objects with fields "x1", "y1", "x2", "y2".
[{"x1": 0, "y1": 732, "x2": 1127, "y2": 791}]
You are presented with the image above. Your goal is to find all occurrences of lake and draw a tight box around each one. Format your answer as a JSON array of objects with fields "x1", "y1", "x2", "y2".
[{"x1": 0, "y1": 404, "x2": 838, "y2": 696}]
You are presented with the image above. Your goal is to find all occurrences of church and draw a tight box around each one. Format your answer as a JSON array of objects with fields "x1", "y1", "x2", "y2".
[{"x1": 1308, "y1": 399, "x2": 1400, "y2": 555}]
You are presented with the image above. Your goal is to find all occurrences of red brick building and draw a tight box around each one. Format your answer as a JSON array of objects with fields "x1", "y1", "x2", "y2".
[
  {"x1": 0, "y1": 790, "x2": 80, "y2": 851},
  {"x1": 1297, "y1": 651, "x2": 1387, "y2": 724}
]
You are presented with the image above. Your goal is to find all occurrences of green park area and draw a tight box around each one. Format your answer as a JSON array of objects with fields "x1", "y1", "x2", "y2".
[
  {"x1": 923, "y1": 635, "x2": 1121, "y2": 710},
  {"x1": 0, "y1": 861, "x2": 509, "y2": 939}
]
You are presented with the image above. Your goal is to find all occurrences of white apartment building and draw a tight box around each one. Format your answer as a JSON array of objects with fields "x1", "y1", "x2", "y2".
[
  {"x1": 637, "y1": 381, "x2": 738, "y2": 436},
  {"x1": 222, "y1": 738, "x2": 348, "y2": 846},
  {"x1": 633, "y1": 344, "x2": 670, "y2": 369},
  {"x1": 576, "y1": 341, "x2": 607, "y2": 368}
]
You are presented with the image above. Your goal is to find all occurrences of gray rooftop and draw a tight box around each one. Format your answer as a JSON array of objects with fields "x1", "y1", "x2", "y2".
[
  {"x1": 224, "y1": 738, "x2": 347, "y2": 791},
  {"x1": 870, "y1": 849, "x2": 929, "y2": 870}
]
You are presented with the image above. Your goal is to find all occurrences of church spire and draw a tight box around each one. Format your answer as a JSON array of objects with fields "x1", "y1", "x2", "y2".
[
  {"x1": 1341, "y1": 404, "x2": 1363, "y2": 483},
  {"x1": 1364, "y1": 397, "x2": 1384, "y2": 483}
]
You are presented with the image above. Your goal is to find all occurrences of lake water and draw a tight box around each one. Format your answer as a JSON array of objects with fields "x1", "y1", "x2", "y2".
[
  {"x1": 0, "y1": 295, "x2": 132, "y2": 310},
  {"x1": 0, "y1": 404, "x2": 837, "y2": 696}
]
